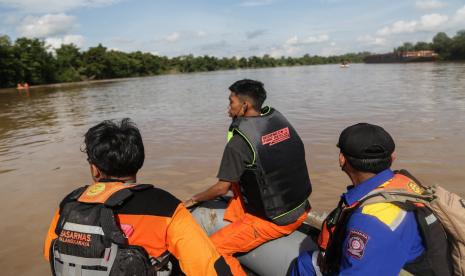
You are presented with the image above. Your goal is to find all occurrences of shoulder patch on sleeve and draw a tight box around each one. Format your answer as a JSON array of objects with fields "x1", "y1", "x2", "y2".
[
  {"x1": 347, "y1": 229, "x2": 369, "y2": 259},
  {"x1": 361, "y1": 202, "x2": 407, "y2": 231}
]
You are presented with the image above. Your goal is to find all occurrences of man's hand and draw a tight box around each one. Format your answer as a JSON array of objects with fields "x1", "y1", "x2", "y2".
[
  {"x1": 183, "y1": 198, "x2": 198, "y2": 208},
  {"x1": 183, "y1": 180, "x2": 232, "y2": 208}
]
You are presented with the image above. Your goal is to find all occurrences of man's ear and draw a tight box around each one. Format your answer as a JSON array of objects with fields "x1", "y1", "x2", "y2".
[
  {"x1": 339, "y1": 153, "x2": 346, "y2": 169},
  {"x1": 244, "y1": 100, "x2": 251, "y2": 111},
  {"x1": 90, "y1": 164, "x2": 102, "y2": 182},
  {"x1": 391, "y1": 152, "x2": 397, "y2": 162},
  {"x1": 239, "y1": 96, "x2": 253, "y2": 110}
]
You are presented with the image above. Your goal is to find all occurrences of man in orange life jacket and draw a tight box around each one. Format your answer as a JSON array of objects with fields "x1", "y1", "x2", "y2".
[
  {"x1": 44, "y1": 118, "x2": 232, "y2": 276},
  {"x1": 291, "y1": 123, "x2": 449, "y2": 275},
  {"x1": 184, "y1": 79, "x2": 312, "y2": 276}
]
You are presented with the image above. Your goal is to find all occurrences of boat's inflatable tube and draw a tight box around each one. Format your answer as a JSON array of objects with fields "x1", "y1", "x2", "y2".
[{"x1": 191, "y1": 199, "x2": 319, "y2": 276}]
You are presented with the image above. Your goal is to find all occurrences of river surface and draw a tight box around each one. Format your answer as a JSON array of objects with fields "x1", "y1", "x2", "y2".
[{"x1": 1, "y1": 63, "x2": 465, "y2": 275}]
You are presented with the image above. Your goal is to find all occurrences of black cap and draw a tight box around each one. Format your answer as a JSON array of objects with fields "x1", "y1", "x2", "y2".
[{"x1": 337, "y1": 123, "x2": 395, "y2": 159}]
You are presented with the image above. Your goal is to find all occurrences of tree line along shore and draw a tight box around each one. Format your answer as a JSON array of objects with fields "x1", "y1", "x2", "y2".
[{"x1": 1, "y1": 30, "x2": 464, "y2": 89}]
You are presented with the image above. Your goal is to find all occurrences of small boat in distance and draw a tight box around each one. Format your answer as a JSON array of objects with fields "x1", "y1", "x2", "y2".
[
  {"x1": 340, "y1": 60, "x2": 350, "y2": 68},
  {"x1": 16, "y1": 83, "x2": 29, "y2": 90},
  {"x1": 364, "y1": 50, "x2": 438, "y2": 63}
]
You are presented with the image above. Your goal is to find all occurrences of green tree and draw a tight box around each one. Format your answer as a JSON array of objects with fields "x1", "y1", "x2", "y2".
[
  {"x1": 238, "y1": 57, "x2": 248, "y2": 68},
  {"x1": 104, "y1": 50, "x2": 133, "y2": 78},
  {"x1": 55, "y1": 44, "x2": 82, "y2": 82},
  {"x1": 128, "y1": 51, "x2": 164, "y2": 75},
  {"x1": 13, "y1": 37, "x2": 56, "y2": 85},
  {"x1": 0, "y1": 35, "x2": 383, "y2": 88},
  {"x1": 247, "y1": 56, "x2": 261, "y2": 67},
  {"x1": 432, "y1": 32, "x2": 452, "y2": 59},
  {"x1": 451, "y1": 30, "x2": 465, "y2": 60},
  {"x1": 414, "y1": 41, "x2": 432, "y2": 51},
  {"x1": 0, "y1": 35, "x2": 19, "y2": 88},
  {"x1": 395, "y1": 42, "x2": 415, "y2": 52},
  {"x1": 82, "y1": 44, "x2": 108, "y2": 79}
]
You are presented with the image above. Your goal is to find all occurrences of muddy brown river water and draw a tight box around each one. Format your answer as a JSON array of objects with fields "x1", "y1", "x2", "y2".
[{"x1": 1, "y1": 63, "x2": 465, "y2": 275}]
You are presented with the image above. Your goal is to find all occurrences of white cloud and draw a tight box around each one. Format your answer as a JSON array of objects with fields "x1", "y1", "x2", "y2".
[
  {"x1": 285, "y1": 35, "x2": 299, "y2": 46},
  {"x1": 376, "y1": 13, "x2": 448, "y2": 36},
  {"x1": 415, "y1": 0, "x2": 446, "y2": 11},
  {"x1": 302, "y1": 34, "x2": 329, "y2": 44},
  {"x1": 0, "y1": 0, "x2": 119, "y2": 13},
  {"x1": 44, "y1": 37, "x2": 62, "y2": 49},
  {"x1": 357, "y1": 35, "x2": 387, "y2": 45},
  {"x1": 268, "y1": 33, "x2": 331, "y2": 57},
  {"x1": 452, "y1": 5, "x2": 465, "y2": 24},
  {"x1": 18, "y1": 13, "x2": 77, "y2": 38},
  {"x1": 420, "y1": 13, "x2": 448, "y2": 29},
  {"x1": 160, "y1": 30, "x2": 206, "y2": 44},
  {"x1": 62, "y1": 34, "x2": 85, "y2": 46},
  {"x1": 285, "y1": 34, "x2": 329, "y2": 46},
  {"x1": 45, "y1": 34, "x2": 85, "y2": 49},
  {"x1": 377, "y1": 21, "x2": 415, "y2": 36},
  {"x1": 269, "y1": 40, "x2": 298, "y2": 57},
  {"x1": 269, "y1": 45, "x2": 299, "y2": 58},
  {"x1": 196, "y1": 30, "x2": 207, "y2": 37},
  {"x1": 239, "y1": 0, "x2": 274, "y2": 7},
  {"x1": 317, "y1": 40, "x2": 344, "y2": 56},
  {"x1": 165, "y1": 32, "x2": 180, "y2": 42},
  {"x1": 320, "y1": 46, "x2": 345, "y2": 57}
]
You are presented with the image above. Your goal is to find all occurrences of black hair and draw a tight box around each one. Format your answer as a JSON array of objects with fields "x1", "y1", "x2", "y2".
[
  {"x1": 84, "y1": 118, "x2": 144, "y2": 177},
  {"x1": 344, "y1": 155, "x2": 392, "y2": 174},
  {"x1": 229, "y1": 79, "x2": 267, "y2": 111}
]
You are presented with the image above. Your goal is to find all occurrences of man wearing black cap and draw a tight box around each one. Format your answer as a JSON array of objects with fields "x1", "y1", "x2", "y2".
[{"x1": 291, "y1": 123, "x2": 433, "y2": 276}]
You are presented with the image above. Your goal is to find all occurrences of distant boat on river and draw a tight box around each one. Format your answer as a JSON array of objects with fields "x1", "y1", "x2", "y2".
[
  {"x1": 340, "y1": 60, "x2": 350, "y2": 68},
  {"x1": 364, "y1": 50, "x2": 438, "y2": 63},
  {"x1": 16, "y1": 83, "x2": 29, "y2": 90}
]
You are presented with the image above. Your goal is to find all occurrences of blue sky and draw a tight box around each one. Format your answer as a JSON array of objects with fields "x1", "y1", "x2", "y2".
[{"x1": 1, "y1": 0, "x2": 465, "y2": 57}]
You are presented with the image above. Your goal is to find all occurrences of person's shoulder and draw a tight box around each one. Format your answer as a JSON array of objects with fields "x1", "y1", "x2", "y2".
[
  {"x1": 115, "y1": 185, "x2": 181, "y2": 217},
  {"x1": 352, "y1": 202, "x2": 410, "y2": 232},
  {"x1": 226, "y1": 134, "x2": 253, "y2": 158},
  {"x1": 224, "y1": 134, "x2": 250, "y2": 154},
  {"x1": 227, "y1": 134, "x2": 248, "y2": 148},
  {"x1": 59, "y1": 185, "x2": 88, "y2": 210}
]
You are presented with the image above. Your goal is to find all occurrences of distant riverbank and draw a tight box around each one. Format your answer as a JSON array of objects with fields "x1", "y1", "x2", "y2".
[
  {"x1": 2, "y1": 30, "x2": 464, "y2": 89},
  {"x1": 0, "y1": 62, "x2": 351, "y2": 92},
  {"x1": 1, "y1": 35, "x2": 368, "y2": 89}
]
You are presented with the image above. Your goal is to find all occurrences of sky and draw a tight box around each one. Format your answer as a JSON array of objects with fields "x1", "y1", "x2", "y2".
[{"x1": 1, "y1": 0, "x2": 465, "y2": 57}]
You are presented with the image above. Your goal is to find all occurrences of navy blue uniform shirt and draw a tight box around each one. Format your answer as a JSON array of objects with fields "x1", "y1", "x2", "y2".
[
  {"x1": 339, "y1": 169, "x2": 425, "y2": 275},
  {"x1": 291, "y1": 169, "x2": 425, "y2": 276}
]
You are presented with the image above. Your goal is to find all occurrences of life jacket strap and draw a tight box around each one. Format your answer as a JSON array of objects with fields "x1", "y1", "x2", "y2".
[
  {"x1": 358, "y1": 190, "x2": 433, "y2": 207},
  {"x1": 100, "y1": 207, "x2": 126, "y2": 245},
  {"x1": 150, "y1": 250, "x2": 171, "y2": 271},
  {"x1": 104, "y1": 189, "x2": 133, "y2": 208}
]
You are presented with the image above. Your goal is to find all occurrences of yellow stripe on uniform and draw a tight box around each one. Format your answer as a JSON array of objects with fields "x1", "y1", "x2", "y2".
[{"x1": 361, "y1": 203, "x2": 407, "y2": 231}]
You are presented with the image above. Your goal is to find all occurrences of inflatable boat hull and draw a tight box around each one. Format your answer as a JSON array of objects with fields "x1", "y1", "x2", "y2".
[{"x1": 191, "y1": 200, "x2": 318, "y2": 276}]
